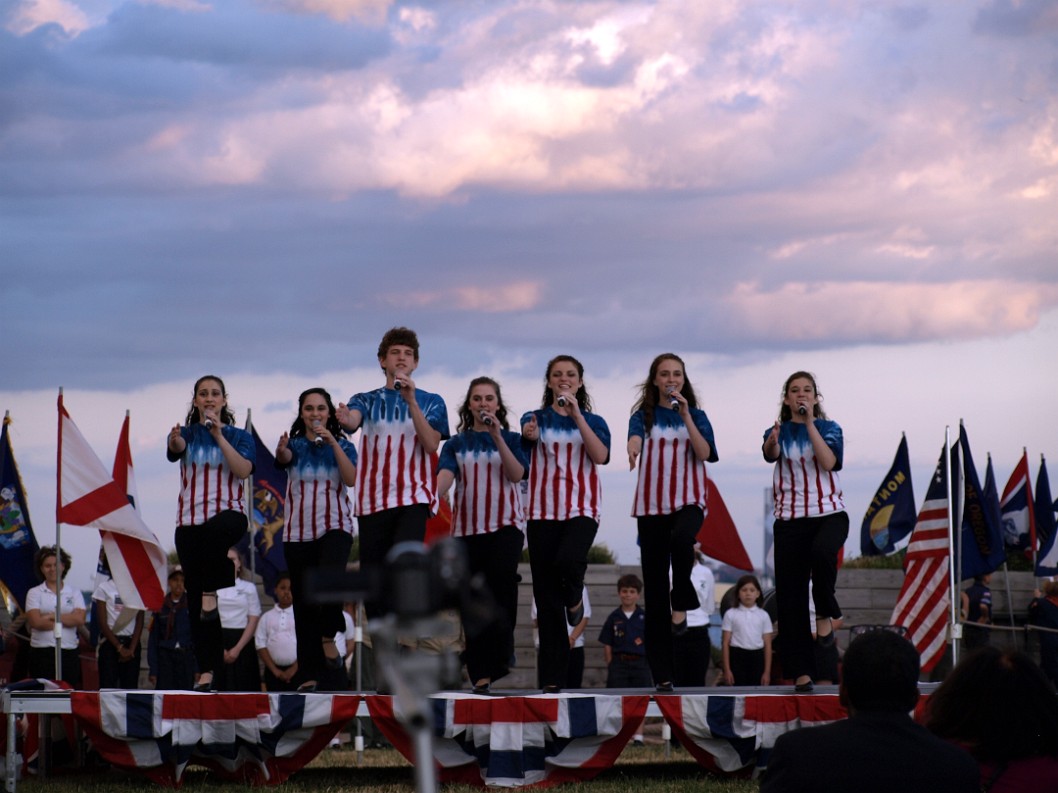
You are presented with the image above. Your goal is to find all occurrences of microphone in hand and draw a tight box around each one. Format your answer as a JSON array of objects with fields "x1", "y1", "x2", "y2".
[
  {"x1": 312, "y1": 421, "x2": 325, "y2": 447},
  {"x1": 480, "y1": 410, "x2": 493, "y2": 427},
  {"x1": 797, "y1": 404, "x2": 808, "y2": 416},
  {"x1": 667, "y1": 387, "x2": 679, "y2": 410}
]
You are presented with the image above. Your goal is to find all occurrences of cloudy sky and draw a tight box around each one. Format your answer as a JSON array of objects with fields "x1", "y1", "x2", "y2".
[{"x1": 3, "y1": 0, "x2": 1057, "y2": 591}]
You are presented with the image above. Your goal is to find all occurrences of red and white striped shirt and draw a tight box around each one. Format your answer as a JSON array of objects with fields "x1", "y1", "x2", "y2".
[
  {"x1": 171, "y1": 425, "x2": 255, "y2": 526},
  {"x1": 521, "y1": 408, "x2": 611, "y2": 523},
  {"x1": 766, "y1": 420, "x2": 845, "y2": 520},
  {"x1": 629, "y1": 406, "x2": 718, "y2": 517},
  {"x1": 437, "y1": 430, "x2": 529, "y2": 537},
  {"x1": 348, "y1": 387, "x2": 450, "y2": 517},
  {"x1": 282, "y1": 436, "x2": 357, "y2": 542}
]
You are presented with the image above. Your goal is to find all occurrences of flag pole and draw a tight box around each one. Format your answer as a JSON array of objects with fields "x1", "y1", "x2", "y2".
[
  {"x1": 1035, "y1": 454, "x2": 1045, "y2": 585},
  {"x1": 54, "y1": 388, "x2": 65, "y2": 682},
  {"x1": 245, "y1": 408, "x2": 256, "y2": 583},
  {"x1": 990, "y1": 451, "x2": 1018, "y2": 647},
  {"x1": 945, "y1": 425, "x2": 959, "y2": 669}
]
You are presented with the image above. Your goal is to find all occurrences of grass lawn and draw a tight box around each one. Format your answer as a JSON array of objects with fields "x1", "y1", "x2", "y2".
[{"x1": 16, "y1": 742, "x2": 758, "y2": 793}]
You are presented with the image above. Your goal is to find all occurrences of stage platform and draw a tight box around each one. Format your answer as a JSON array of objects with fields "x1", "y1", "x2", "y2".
[{"x1": 2, "y1": 684, "x2": 913, "y2": 790}]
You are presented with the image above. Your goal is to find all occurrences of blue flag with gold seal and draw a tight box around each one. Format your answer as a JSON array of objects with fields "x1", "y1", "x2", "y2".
[
  {"x1": 240, "y1": 421, "x2": 287, "y2": 599},
  {"x1": 0, "y1": 416, "x2": 41, "y2": 611},
  {"x1": 861, "y1": 434, "x2": 916, "y2": 555},
  {"x1": 958, "y1": 424, "x2": 1006, "y2": 578}
]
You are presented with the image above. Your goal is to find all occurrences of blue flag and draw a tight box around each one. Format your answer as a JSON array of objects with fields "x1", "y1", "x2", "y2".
[
  {"x1": 958, "y1": 424, "x2": 1006, "y2": 578},
  {"x1": 244, "y1": 422, "x2": 287, "y2": 598},
  {"x1": 861, "y1": 434, "x2": 917, "y2": 555},
  {"x1": 0, "y1": 417, "x2": 41, "y2": 611},
  {"x1": 983, "y1": 454, "x2": 1003, "y2": 544},
  {"x1": 1036, "y1": 458, "x2": 1057, "y2": 577}
]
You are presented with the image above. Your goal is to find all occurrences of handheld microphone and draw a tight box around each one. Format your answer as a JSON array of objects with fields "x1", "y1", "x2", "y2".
[
  {"x1": 479, "y1": 410, "x2": 493, "y2": 427},
  {"x1": 204, "y1": 418, "x2": 214, "y2": 430},
  {"x1": 667, "y1": 387, "x2": 679, "y2": 410},
  {"x1": 312, "y1": 421, "x2": 325, "y2": 447},
  {"x1": 797, "y1": 404, "x2": 808, "y2": 416},
  {"x1": 394, "y1": 379, "x2": 403, "y2": 391},
  {"x1": 556, "y1": 395, "x2": 568, "y2": 407}
]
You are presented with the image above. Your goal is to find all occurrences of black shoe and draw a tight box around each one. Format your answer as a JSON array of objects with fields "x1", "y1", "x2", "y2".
[
  {"x1": 566, "y1": 600, "x2": 585, "y2": 627},
  {"x1": 671, "y1": 618, "x2": 688, "y2": 637},
  {"x1": 193, "y1": 677, "x2": 214, "y2": 692},
  {"x1": 298, "y1": 681, "x2": 318, "y2": 693},
  {"x1": 794, "y1": 680, "x2": 815, "y2": 693},
  {"x1": 655, "y1": 681, "x2": 675, "y2": 693},
  {"x1": 542, "y1": 685, "x2": 561, "y2": 694},
  {"x1": 472, "y1": 682, "x2": 491, "y2": 695}
]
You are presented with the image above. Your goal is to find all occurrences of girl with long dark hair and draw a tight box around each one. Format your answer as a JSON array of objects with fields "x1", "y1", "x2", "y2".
[
  {"x1": 627, "y1": 353, "x2": 717, "y2": 691},
  {"x1": 521, "y1": 355, "x2": 610, "y2": 693},
  {"x1": 762, "y1": 371, "x2": 847, "y2": 693},
  {"x1": 167, "y1": 374, "x2": 254, "y2": 691},
  {"x1": 436, "y1": 377, "x2": 527, "y2": 694},
  {"x1": 274, "y1": 387, "x2": 357, "y2": 691}
]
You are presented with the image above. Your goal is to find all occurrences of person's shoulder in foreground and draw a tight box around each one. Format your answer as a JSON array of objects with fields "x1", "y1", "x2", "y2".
[{"x1": 759, "y1": 629, "x2": 979, "y2": 793}]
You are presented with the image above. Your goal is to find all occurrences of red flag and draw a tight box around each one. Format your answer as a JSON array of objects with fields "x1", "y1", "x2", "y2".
[
  {"x1": 57, "y1": 395, "x2": 166, "y2": 611},
  {"x1": 890, "y1": 444, "x2": 951, "y2": 673},
  {"x1": 696, "y1": 477, "x2": 753, "y2": 571},
  {"x1": 1000, "y1": 450, "x2": 1035, "y2": 552}
]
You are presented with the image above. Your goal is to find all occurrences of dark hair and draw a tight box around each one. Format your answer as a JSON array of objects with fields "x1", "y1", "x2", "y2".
[
  {"x1": 34, "y1": 545, "x2": 72, "y2": 582},
  {"x1": 540, "y1": 355, "x2": 593, "y2": 412},
  {"x1": 777, "y1": 371, "x2": 828, "y2": 422},
  {"x1": 455, "y1": 377, "x2": 511, "y2": 432},
  {"x1": 167, "y1": 569, "x2": 185, "y2": 582},
  {"x1": 926, "y1": 647, "x2": 1058, "y2": 762},
  {"x1": 631, "y1": 353, "x2": 701, "y2": 432},
  {"x1": 617, "y1": 574, "x2": 643, "y2": 592},
  {"x1": 184, "y1": 375, "x2": 237, "y2": 426},
  {"x1": 735, "y1": 574, "x2": 764, "y2": 607},
  {"x1": 289, "y1": 388, "x2": 346, "y2": 439},
  {"x1": 841, "y1": 629, "x2": 920, "y2": 713},
  {"x1": 377, "y1": 327, "x2": 420, "y2": 364},
  {"x1": 275, "y1": 571, "x2": 292, "y2": 588}
]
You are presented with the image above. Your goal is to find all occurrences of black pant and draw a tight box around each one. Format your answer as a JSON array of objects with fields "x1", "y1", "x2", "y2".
[
  {"x1": 638, "y1": 505, "x2": 703, "y2": 685},
  {"x1": 457, "y1": 525, "x2": 523, "y2": 684},
  {"x1": 528, "y1": 517, "x2": 597, "y2": 689},
  {"x1": 97, "y1": 637, "x2": 141, "y2": 689},
  {"x1": 285, "y1": 530, "x2": 354, "y2": 684},
  {"x1": 28, "y1": 646, "x2": 81, "y2": 688},
  {"x1": 773, "y1": 510, "x2": 848, "y2": 680},
  {"x1": 673, "y1": 625, "x2": 712, "y2": 687},
  {"x1": 729, "y1": 646, "x2": 765, "y2": 686},
  {"x1": 175, "y1": 509, "x2": 246, "y2": 675},
  {"x1": 358, "y1": 504, "x2": 429, "y2": 619},
  {"x1": 155, "y1": 647, "x2": 196, "y2": 690}
]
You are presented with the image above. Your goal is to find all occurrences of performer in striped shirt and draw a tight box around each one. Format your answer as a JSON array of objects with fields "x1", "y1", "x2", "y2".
[
  {"x1": 275, "y1": 387, "x2": 357, "y2": 691},
  {"x1": 167, "y1": 375, "x2": 254, "y2": 691},
  {"x1": 436, "y1": 377, "x2": 528, "y2": 694},
  {"x1": 627, "y1": 353, "x2": 717, "y2": 691},
  {"x1": 521, "y1": 355, "x2": 610, "y2": 693},
  {"x1": 762, "y1": 371, "x2": 847, "y2": 693},
  {"x1": 336, "y1": 327, "x2": 450, "y2": 620}
]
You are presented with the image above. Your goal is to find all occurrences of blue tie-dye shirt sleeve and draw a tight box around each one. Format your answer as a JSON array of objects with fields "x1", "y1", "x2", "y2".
[{"x1": 761, "y1": 419, "x2": 843, "y2": 471}]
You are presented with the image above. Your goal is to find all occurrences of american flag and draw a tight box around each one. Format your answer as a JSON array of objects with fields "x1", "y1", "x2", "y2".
[
  {"x1": 890, "y1": 443, "x2": 952, "y2": 673},
  {"x1": 367, "y1": 692, "x2": 649, "y2": 787},
  {"x1": 70, "y1": 691, "x2": 361, "y2": 785}
]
